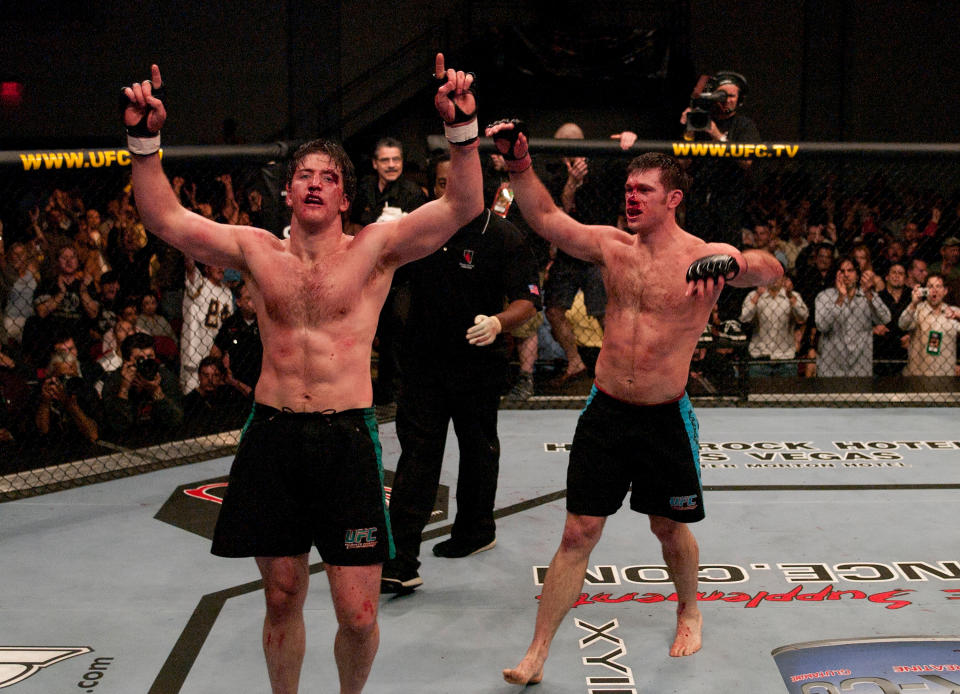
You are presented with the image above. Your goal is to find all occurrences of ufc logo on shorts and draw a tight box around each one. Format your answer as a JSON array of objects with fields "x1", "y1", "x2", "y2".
[
  {"x1": 344, "y1": 528, "x2": 378, "y2": 548},
  {"x1": 669, "y1": 495, "x2": 699, "y2": 511}
]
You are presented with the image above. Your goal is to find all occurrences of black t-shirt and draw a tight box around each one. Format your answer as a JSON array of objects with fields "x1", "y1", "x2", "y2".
[
  {"x1": 34, "y1": 277, "x2": 94, "y2": 347},
  {"x1": 402, "y1": 210, "x2": 542, "y2": 365},
  {"x1": 349, "y1": 176, "x2": 428, "y2": 227},
  {"x1": 183, "y1": 385, "x2": 251, "y2": 435},
  {"x1": 875, "y1": 287, "x2": 912, "y2": 359},
  {"x1": 685, "y1": 111, "x2": 761, "y2": 198}
]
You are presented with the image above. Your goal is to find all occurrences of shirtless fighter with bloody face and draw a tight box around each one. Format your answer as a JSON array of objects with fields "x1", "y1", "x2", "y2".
[
  {"x1": 123, "y1": 56, "x2": 481, "y2": 694},
  {"x1": 485, "y1": 120, "x2": 783, "y2": 686}
]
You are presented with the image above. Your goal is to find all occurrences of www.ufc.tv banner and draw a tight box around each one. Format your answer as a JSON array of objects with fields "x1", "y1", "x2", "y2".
[{"x1": 772, "y1": 636, "x2": 960, "y2": 693}]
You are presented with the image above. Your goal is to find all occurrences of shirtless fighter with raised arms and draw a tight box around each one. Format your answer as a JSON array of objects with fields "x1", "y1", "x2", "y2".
[
  {"x1": 122, "y1": 56, "x2": 481, "y2": 694},
  {"x1": 485, "y1": 119, "x2": 783, "y2": 686}
]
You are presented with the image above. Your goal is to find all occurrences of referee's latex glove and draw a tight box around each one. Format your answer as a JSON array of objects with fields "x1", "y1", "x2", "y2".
[{"x1": 466, "y1": 314, "x2": 501, "y2": 346}]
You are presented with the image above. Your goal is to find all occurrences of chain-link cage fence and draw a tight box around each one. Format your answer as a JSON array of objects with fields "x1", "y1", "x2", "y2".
[
  {"x1": 0, "y1": 144, "x2": 289, "y2": 499},
  {"x1": 1, "y1": 140, "x2": 959, "y2": 500},
  {"x1": 496, "y1": 139, "x2": 960, "y2": 411}
]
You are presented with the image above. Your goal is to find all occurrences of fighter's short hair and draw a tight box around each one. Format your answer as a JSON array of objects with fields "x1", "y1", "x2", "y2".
[
  {"x1": 626, "y1": 152, "x2": 690, "y2": 196},
  {"x1": 286, "y1": 139, "x2": 357, "y2": 209}
]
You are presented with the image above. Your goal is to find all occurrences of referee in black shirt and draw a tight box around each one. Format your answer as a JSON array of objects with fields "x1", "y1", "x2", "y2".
[{"x1": 381, "y1": 154, "x2": 542, "y2": 593}]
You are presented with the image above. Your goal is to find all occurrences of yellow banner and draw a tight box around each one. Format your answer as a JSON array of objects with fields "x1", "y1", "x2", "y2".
[
  {"x1": 671, "y1": 142, "x2": 798, "y2": 159},
  {"x1": 18, "y1": 149, "x2": 162, "y2": 171}
]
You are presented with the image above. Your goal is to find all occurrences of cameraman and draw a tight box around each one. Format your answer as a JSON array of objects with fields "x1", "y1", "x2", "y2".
[
  {"x1": 613, "y1": 71, "x2": 760, "y2": 249},
  {"x1": 34, "y1": 349, "x2": 101, "y2": 445},
  {"x1": 101, "y1": 332, "x2": 183, "y2": 439}
]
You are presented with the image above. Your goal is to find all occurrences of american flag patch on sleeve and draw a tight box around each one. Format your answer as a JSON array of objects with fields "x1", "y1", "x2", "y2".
[{"x1": 528, "y1": 284, "x2": 540, "y2": 296}]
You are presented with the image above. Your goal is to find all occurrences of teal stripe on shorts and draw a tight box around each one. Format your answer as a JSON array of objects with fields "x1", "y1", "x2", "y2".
[
  {"x1": 678, "y1": 393, "x2": 702, "y2": 485},
  {"x1": 363, "y1": 408, "x2": 396, "y2": 560}
]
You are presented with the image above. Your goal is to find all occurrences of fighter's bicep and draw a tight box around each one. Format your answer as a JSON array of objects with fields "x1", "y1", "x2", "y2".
[
  {"x1": 551, "y1": 217, "x2": 614, "y2": 265},
  {"x1": 174, "y1": 214, "x2": 250, "y2": 270},
  {"x1": 382, "y1": 199, "x2": 459, "y2": 265}
]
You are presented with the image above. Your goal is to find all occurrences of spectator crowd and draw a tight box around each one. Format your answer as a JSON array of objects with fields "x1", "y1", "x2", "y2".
[
  {"x1": 2, "y1": 130, "x2": 960, "y2": 472},
  {"x1": 0, "y1": 173, "x2": 263, "y2": 468}
]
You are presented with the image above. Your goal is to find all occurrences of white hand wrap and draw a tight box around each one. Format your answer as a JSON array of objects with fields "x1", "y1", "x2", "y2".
[
  {"x1": 444, "y1": 118, "x2": 478, "y2": 145},
  {"x1": 127, "y1": 133, "x2": 161, "y2": 156}
]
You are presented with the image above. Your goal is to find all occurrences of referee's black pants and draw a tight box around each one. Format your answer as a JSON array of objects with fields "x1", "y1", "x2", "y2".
[{"x1": 388, "y1": 359, "x2": 505, "y2": 573}]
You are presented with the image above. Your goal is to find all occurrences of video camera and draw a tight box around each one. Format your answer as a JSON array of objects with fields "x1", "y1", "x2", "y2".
[{"x1": 686, "y1": 71, "x2": 748, "y2": 131}]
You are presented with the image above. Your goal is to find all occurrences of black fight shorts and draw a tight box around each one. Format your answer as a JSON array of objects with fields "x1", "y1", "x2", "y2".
[
  {"x1": 212, "y1": 404, "x2": 394, "y2": 565},
  {"x1": 566, "y1": 385, "x2": 705, "y2": 522}
]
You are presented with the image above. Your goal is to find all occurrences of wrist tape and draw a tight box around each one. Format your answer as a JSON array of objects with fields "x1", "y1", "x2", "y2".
[
  {"x1": 127, "y1": 133, "x2": 161, "y2": 156},
  {"x1": 444, "y1": 118, "x2": 478, "y2": 145}
]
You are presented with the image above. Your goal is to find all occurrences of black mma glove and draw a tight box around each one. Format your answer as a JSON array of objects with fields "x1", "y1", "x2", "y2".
[
  {"x1": 686, "y1": 254, "x2": 740, "y2": 284},
  {"x1": 120, "y1": 81, "x2": 165, "y2": 155},
  {"x1": 488, "y1": 118, "x2": 531, "y2": 173}
]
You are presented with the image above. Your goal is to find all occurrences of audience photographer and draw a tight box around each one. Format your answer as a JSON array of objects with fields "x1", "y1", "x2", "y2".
[
  {"x1": 34, "y1": 349, "x2": 101, "y2": 446},
  {"x1": 101, "y1": 332, "x2": 183, "y2": 439},
  {"x1": 898, "y1": 274, "x2": 960, "y2": 377}
]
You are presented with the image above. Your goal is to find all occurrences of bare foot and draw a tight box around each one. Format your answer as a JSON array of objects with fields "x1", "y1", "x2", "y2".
[
  {"x1": 669, "y1": 610, "x2": 702, "y2": 657},
  {"x1": 502, "y1": 654, "x2": 544, "y2": 685}
]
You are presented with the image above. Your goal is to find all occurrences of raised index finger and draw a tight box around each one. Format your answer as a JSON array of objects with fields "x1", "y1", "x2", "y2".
[
  {"x1": 151, "y1": 64, "x2": 163, "y2": 89},
  {"x1": 435, "y1": 53, "x2": 445, "y2": 79}
]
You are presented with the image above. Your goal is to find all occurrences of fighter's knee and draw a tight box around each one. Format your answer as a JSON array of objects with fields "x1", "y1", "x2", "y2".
[
  {"x1": 560, "y1": 516, "x2": 604, "y2": 552},
  {"x1": 649, "y1": 516, "x2": 684, "y2": 543},
  {"x1": 261, "y1": 566, "x2": 308, "y2": 617},
  {"x1": 263, "y1": 582, "x2": 306, "y2": 619},
  {"x1": 338, "y1": 606, "x2": 378, "y2": 638}
]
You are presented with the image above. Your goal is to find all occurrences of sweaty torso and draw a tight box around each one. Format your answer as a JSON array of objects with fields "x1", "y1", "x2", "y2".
[
  {"x1": 595, "y1": 231, "x2": 719, "y2": 404},
  {"x1": 239, "y1": 228, "x2": 394, "y2": 412}
]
